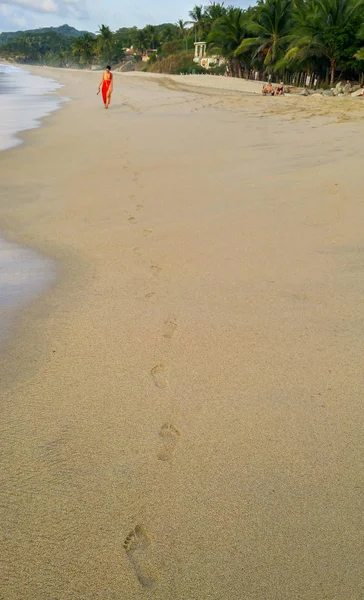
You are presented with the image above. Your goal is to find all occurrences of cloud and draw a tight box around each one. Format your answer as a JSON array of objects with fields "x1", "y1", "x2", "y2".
[
  {"x1": 0, "y1": 0, "x2": 90, "y2": 32},
  {"x1": 0, "y1": 0, "x2": 87, "y2": 17},
  {"x1": 0, "y1": 0, "x2": 252, "y2": 35},
  {"x1": 7, "y1": 0, "x2": 58, "y2": 12},
  {"x1": 0, "y1": 5, "x2": 27, "y2": 28}
]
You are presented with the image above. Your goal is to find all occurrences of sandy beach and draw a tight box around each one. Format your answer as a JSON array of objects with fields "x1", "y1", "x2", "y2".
[{"x1": 1, "y1": 69, "x2": 364, "y2": 599}]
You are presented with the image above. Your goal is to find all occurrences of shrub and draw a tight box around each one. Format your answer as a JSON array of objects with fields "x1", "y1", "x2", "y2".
[{"x1": 149, "y1": 53, "x2": 205, "y2": 75}]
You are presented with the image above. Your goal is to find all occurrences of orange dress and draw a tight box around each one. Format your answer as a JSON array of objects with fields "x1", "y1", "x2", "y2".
[{"x1": 101, "y1": 73, "x2": 113, "y2": 105}]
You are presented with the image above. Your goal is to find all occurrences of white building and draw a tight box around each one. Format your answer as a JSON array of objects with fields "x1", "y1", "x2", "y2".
[{"x1": 193, "y1": 42, "x2": 225, "y2": 70}]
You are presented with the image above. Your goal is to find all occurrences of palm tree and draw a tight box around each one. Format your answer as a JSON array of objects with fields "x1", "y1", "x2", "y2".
[
  {"x1": 159, "y1": 24, "x2": 178, "y2": 44},
  {"x1": 204, "y1": 2, "x2": 228, "y2": 38},
  {"x1": 205, "y1": 2, "x2": 227, "y2": 22},
  {"x1": 144, "y1": 25, "x2": 159, "y2": 50},
  {"x1": 189, "y1": 5, "x2": 206, "y2": 42},
  {"x1": 283, "y1": 0, "x2": 364, "y2": 85},
  {"x1": 234, "y1": 0, "x2": 293, "y2": 73},
  {"x1": 97, "y1": 24, "x2": 114, "y2": 63},
  {"x1": 72, "y1": 33, "x2": 96, "y2": 67},
  {"x1": 134, "y1": 30, "x2": 148, "y2": 54},
  {"x1": 177, "y1": 19, "x2": 190, "y2": 51},
  {"x1": 207, "y1": 7, "x2": 250, "y2": 77}
]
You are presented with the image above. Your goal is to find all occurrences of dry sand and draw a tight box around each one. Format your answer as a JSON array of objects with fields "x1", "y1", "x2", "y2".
[{"x1": 1, "y1": 69, "x2": 364, "y2": 599}]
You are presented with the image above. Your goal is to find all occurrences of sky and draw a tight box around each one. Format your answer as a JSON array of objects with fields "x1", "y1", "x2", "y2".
[{"x1": 0, "y1": 0, "x2": 251, "y2": 33}]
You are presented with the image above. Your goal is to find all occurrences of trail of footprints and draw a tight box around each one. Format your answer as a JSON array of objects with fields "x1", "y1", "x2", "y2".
[{"x1": 124, "y1": 166, "x2": 182, "y2": 589}]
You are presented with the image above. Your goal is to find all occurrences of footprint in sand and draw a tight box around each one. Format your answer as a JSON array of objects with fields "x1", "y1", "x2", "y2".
[
  {"x1": 163, "y1": 318, "x2": 177, "y2": 339},
  {"x1": 128, "y1": 216, "x2": 137, "y2": 224},
  {"x1": 145, "y1": 292, "x2": 155, "y2": 299},
  {"x1": 151, "y1": 364, "x2": 168, "y2": 388},
  {"x1": 144, "y1": 229, "x2": 152, "y2": 237},
  {"x1": 136, "y1": 204, "x2": 144, "y2": 212},
  {"x1": 158, "y1": 423, "x2": 181, "y2": 462},
  {"x1": 151, "y1": 265, "x2": 162, "y2": 275},
  {"x1": 124, "y1": 525, "x2": 159, "y2": 589}
]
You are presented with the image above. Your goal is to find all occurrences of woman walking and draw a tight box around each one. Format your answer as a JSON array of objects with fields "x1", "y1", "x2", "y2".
[{"x1": 98, "y1": 66, "x2": 113, "y2": 109}]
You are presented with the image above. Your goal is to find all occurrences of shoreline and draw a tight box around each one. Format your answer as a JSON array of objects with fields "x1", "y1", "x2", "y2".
[
  {"x1": 0, "y1": 62, "x2": 66, "y2": 152},
  {"x1": 1, "y1": 66, "x2": 364, "y2": 599},
  {"x1": 0, "y1": 65, "x2": 69, "y2": 353}
]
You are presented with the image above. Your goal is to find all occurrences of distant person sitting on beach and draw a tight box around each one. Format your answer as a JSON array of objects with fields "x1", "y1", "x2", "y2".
[
  {"x1": 262, "y1": 82, "x2": 273, "y2": 96},
  {"x1": 343, "y1": 80, "x2": 351, "y2": 95},
  {"x1": 275, "y1": 82, "x2": 285, "y2": 96},
  {"x1": 97, "y1": 66, "x2": 113, "y2": 109}
]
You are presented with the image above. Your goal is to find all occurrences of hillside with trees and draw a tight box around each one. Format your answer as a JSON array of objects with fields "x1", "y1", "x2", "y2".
[
  {"x1": 0, "y1": 24, "x2": 91, "y2": 45},
  {"x1": 0, "y1": 1, "x2": 363, "y2": 85}
]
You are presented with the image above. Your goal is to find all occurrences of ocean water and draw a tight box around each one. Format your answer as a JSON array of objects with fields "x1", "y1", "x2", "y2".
[
  {"x1": 0, "y1": 63, "x2": 63, "y2": 150},
  {"x1": 0, "y1": 64, "x2": 60, "y2": 348},
  {"x1": 0, "y1": 238, "x2": 54, "y2": 346}
]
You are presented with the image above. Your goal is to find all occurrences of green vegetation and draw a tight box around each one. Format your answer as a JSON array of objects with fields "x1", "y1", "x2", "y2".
[
  {"x1": 0, "y1": 1, "x2": 363, "y2": 84},
  {"x1": 0, "y1": 24, "x2": 90, "y2": 46},
  {"x1": 208, "y1": 7, "x2": 250, "y2": 78}
]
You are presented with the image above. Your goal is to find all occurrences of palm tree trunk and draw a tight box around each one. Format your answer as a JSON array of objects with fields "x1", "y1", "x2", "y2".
[
  {"x1": 237, "y1": 61, "x2": 242, "y2": 79},
  {"x1": 330, "y1": 58, "x2": 336, "y2": 86},
  {"x1": 226, "y1": 58, "x2": 232, "y2": 77},
  {"x1": 232, "y1": 58, "x2": 242, "y2": 79}
]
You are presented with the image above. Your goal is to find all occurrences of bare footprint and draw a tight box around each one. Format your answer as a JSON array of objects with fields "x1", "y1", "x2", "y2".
[
  {"x1": 151, "y1": 265, "x2": 162, "y2": 275},
  {"x1": 124, "y1": 525, "x2": 159, "y2": 589},
  {"x1": 128, "y1": 216, "x2": 137, "y2": 224},
  {"x1": 144, "y1": 229, "x2": 152, "y2": 237},
  {"x1": 163, "y1": 318, "x2": 177, "y2": 339},
  {"x1": 158, "y1": 423, "x2": 181, "y2": 462},
  {"x1": 151, "y1": 364, "x2": 168, "y2": 388},
  {"x1": 136, "y1": 204, "x2": 144, "y2": 211}
]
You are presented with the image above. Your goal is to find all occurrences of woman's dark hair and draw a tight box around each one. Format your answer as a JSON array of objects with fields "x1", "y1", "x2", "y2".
[{"x1": 106, "y1": 65, "x2": 111, "y2": 71}]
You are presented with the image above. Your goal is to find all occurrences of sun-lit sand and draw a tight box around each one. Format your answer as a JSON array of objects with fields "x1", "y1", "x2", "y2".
[{"x1": 1, "y1": 67, "x2": 363, "y2": 599}]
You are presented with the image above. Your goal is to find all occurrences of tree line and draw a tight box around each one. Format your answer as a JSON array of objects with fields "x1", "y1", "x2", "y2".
[{"x1": 1, "y1": 0, "x2": 363, "y2": 85}]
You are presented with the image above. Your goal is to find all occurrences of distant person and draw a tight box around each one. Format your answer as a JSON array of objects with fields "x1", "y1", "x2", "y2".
[
  {"x1": 262, "y1": 82, "x2": 273, "y2": 96},
  {"x1": 344, "y1": 80, "x2": 351, "y2": 95},
  {"x1": 275, "y1": 82, "x2": 285, "y2": 95},
  {"x1": 97, "y1": 66, "x2": 113, "y2": 109}
]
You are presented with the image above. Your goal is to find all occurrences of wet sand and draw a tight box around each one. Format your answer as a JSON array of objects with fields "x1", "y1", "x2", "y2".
[
  {"x1": 0, "y1": 236, "x2": 54, "y2": 348},
  {"x1": 1, "y1": 69, "x2": 364, "y2": 599}
]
